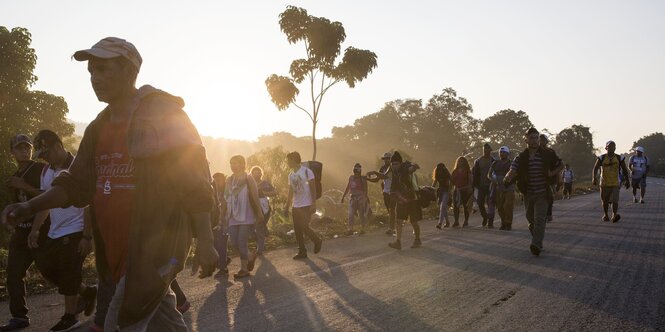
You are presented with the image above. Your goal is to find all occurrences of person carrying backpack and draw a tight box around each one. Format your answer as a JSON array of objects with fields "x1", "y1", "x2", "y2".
[
  {"x1": 341, "y1": 163, "x2": 370, "y2": 235},
  {"x1": 387, "y1": 152, "x2": 422, "y2": 250},
  {"x1": 629, "y1": 146, "x2": 649, "y2": 204},
  {"x1": 489, "y1": 146, "x2": 515, "y2": 231},
  {"x1": 285, "y1": 152, "x2": 323, "y2": 259},
  {"x1": 592, "y1": 141, "x2": 631, "y2": 223}
]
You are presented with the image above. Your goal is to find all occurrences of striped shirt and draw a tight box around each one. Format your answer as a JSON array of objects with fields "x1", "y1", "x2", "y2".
[{"x1": 511, "y1": 151, "x2": 548, "y2": 194}]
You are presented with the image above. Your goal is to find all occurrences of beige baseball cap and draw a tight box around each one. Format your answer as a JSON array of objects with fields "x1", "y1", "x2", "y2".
[{"x1": 73, "y1": 37, "x2": 142, "y2": 70}]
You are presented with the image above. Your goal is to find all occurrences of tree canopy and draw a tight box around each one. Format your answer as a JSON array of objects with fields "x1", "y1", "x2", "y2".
[{"x1": 266, "y1": 6, "x2": 378, "y2": 160}]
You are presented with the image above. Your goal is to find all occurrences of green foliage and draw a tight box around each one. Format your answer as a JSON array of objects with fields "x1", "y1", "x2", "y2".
[
  {"x1": 551, "y1": 125, "x2": 596, "y2": 180},
  {"x1": 481, "y1": 109, "x2": 534, "y2": 151},
  {"x1": 0, "y1": 26, "x2": 74, "y2": 242},
  {"x1": 267, "y1": 6, "x2": 378, "y2": 160},
  {"x1": 246, "y1": 146, "x2": 290, "y2": 208}
]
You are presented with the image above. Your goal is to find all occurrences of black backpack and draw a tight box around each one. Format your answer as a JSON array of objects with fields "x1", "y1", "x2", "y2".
[
  {"x1": 417, "y1": 186, "x2": 437, "y2": 208},
  {"x1": 302, "y1": 161, "x2": 323, "y2": 200}
]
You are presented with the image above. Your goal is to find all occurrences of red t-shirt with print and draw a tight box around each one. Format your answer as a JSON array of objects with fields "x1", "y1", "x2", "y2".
[{"x1": 93, "y1": 121, "x2": 135, "y2": 282}]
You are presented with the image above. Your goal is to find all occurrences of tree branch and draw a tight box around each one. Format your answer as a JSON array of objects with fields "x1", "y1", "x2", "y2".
[{"x1": 292, "y1": 103, "x2": 314, "y2": 122}]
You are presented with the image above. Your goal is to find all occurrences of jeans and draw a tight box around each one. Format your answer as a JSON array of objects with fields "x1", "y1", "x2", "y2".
[
  {"x1": 213, "y1": 227, "x2": 229, "y2": 269},
  {"x1": 292, "y1": 206, "x2": 321, "y2": 253},
  {"x1": 229, "y1": 224, "x2": 254, "y2": 261},
  {"x1": 348, "y1": 196, "x2": 367, "y2": 228},
  {"x1": 437, "y1": 190, "x2": 449, "y2": 224},
  {"x1": 6, "y1": 228, "x2": 37, "y2": 320},
  {"x1": 496, "y1": 191, "x2": 515, "y2": 226},
  {"x1": 104, "y1": 276, "x2": 187, "y2": 332},
  {"x1": 476, "y1": 185, "x2": 495, "y2": 223},
  {"x1": 525, "y1": 192, "x2": 548, "y2": 249},
  {"x1": 93, "y1": 276, "x2": 116, "y2": 327}
]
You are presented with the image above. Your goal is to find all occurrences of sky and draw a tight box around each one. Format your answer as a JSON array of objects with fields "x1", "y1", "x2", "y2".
[{"x1": 2, "y1": 0, "x2": 664, "y2": 153}]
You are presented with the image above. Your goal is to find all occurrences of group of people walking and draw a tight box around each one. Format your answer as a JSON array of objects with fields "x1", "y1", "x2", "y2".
[{"x1": 0, "y1": 36, "x2": 654, "y2": 332}]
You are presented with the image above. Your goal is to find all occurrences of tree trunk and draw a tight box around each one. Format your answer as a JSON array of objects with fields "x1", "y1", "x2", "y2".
[{"x1": 311, "y1": 119, "x2": 317, "y2": 161}]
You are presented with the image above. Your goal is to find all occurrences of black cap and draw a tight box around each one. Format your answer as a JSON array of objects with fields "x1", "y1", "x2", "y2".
[
  {"x1": 9, "y1": 134, "x2": 33, "y2": 150},
  {"x1": 390, "y1": 151, "x2": 403, "y2": 163},
  {"x1": 34, "y1": 130, "x2": 63, "y2": 157}
]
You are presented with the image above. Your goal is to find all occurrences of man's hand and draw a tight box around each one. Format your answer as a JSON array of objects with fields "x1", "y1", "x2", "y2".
[
  {"x1": 2, "y1": 202, "x2": 33, "y2": 227},
  {"x1": 624, "y1": 180, "x2": 630, "y2": 189},
  {"x1": 310, "y1": 203, "x2": 317, "y2": 215},
  {"x1": 78, "y1": 238, "x2": 92, "y2": 257},
  {"x1": 283, "y1": 208, "x2": 290, "y2": 218},
  {"x1": 6, "y1": 176, "x2": 29, "y2": 191},
  {"x1": 192, "y1": 240, "x2": 219, "y2": 279},
  {"x1": 27, "y1": 229, "x2": 40, "y2": 249}
]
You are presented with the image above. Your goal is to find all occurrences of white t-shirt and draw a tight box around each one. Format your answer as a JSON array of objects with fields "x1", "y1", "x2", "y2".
[
  {"x1": 289, "y1": 166, "x2": 315, "y2": 208},
  {"x1": 629, "y1": 155, "x2": 649, "y2": 179},
  {"x1": 41, "y1": 163, "x2": 85, "y2": 239}
]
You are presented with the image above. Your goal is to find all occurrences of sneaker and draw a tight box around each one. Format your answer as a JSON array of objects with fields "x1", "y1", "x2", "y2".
[
  {"x1": 482, "y1": 218, "x2": 488, "y2": 227},
  {"x1": 634, "y1": 197, "x2": 639, "y2": 203},
  {"x1": 78, "y1": 286, "x2": 97, "y2": 316},
  {"x1": 529, "y1": 244, "x2": 541, "y2": 257},
  {"x1": 452, "y1": 222, "x2": 460, "y2": 228},
  {"x1": 314, "y1": 239, "x2": 322, "y2": 254},
  {"x1": 436, "y1": 223, "x2": 442, "y2": 230},
  {"x1": 0, "y1": 318, "x2": 30, "y2": 331},
  {"x1": 462, "y1": 221, "x2": 468, "y2": 228},
  {"x1": 411, "y1": 239, "x2": 422, "y2": 248},
  {"x1": 602, "y1": 215, "x2": 610, "y2": 222},
  {"x1": 48, "y1": 315, "x2": 80, "y2": 332},
  {"x1": 233, "y1": 270, "x2": 250, "y2": 279},
  {"x1": 640, "y1": 199, "x2": 645, "y2": 204},
  {"x1": 176, "y1": 300, "x2": 191, "y2": 314},
  {"x1": 612, "y1": 214, "x2": 621, "y2": 223},
  {"x1": 547, "y1": 215, "x2": 553, "y2": 222},
  {"x1": 293, "y1": 252, "x2": 308, "y2": 260},
  {"x1": 388, "y1": 240, "x2": 401, "y2": 250},
  {"x1": 506, "y1": 225, "x2": 512, "y2": 231},
  {"x1": 443, "y1": 222, "x2": 450, "y2": 228}
]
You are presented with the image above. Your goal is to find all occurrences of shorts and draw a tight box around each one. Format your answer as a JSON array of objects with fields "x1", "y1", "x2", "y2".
[
  {"x1": 383, "y1": 192, "x2": 396, "y2": 211},
  {"x1": 395, "y1": 200, "x2": 422, "y2": 223},
  {"x1": 631, "y1": 177, "x2": 646, "y2": 189},
  {"x1": 600, "y1": 186, "x2": 620, "y2": 204},
  {"x1": 35, "y1": 232, "x2": 84, "y2": 295},
  {"x1": 564, "y1": 183, "x2": 573, "y2": 193}
]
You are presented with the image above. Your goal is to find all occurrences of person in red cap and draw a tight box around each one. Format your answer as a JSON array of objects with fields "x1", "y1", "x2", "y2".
[
  {"x1": 2, "y1": 37, "x2": 219, "y2": 331},
  {"x1": 1, "y1": 134, "x2": 50, "y2": 332}
]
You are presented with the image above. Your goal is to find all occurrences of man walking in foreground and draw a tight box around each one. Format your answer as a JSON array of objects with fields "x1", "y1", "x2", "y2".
[
  {"x1": 628, "y1": 146, "x2": 649, "y2": 204},
  {"x1": 504, "y1": 128, "x2": 564, "y2": 256},
  {"x1": 593, "y1": 141, "x2": 630, "y2": 223},
  {"x1": 2, "y1": 37, "x2": 218, "y2": 331},
  {"x1": 286, "y1": 152, "x2": 322, "y2": 259}
]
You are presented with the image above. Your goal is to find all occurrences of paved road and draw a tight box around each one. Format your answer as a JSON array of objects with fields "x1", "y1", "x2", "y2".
[{"x1": 3, "y1": 179, "x2": 665, "y2": 331}]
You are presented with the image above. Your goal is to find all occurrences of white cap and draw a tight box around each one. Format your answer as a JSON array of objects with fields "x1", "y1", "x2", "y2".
[
  {"x1": 499, "y1": 146, "x2": 510, "y2": 153},
  {"x1": 636, "y1": 146, "x2": 645, "y2": 153}
]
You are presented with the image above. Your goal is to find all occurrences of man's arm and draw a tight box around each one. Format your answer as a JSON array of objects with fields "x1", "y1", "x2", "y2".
[
  {"x1": 592, "y1": 158, "x2": 601, "y2": 185},
  {"x1": 309, "y1": 179, "x2": 317, "y2": 212},
  {"x1": 190, "y1": 212, "x2": 219, "y2": 278},
  {"x1": 341, "y1": 179, "x2": 350, "y2": 203},
  {"x1": 27, "y1": 210, "x2": 49, "y2": 248},
  {"x1": 6, "y1": 176, "x2": 42, "y2": 198},
  {"x1": 3, "y1": 186, "x2": 69, "y2": 227},
  {"x1": 78, "y1": 207, "x2": 93, "y2": 257},
  {"x1": 620, "y1": 158, "x2": 631, "y2": 188},
  {"x1": 285, "y1": 187, "x2": 294, "y2": 216}
]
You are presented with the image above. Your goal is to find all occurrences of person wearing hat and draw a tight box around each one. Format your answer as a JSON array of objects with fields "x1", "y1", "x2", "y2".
[
  {"x1": 386, "y1": 152, "x2": 422, "y2": 250},
  {"x1": 472, "y1": 143, "x2": 496, "y2": 228},
  {"x1": 504, "y1": 128, "x2": 564, "y2": 256},
  {"x1": 1, "y1": 135, "x2": 50, "y2": 332},
  {"x1": 488, "y1": 146, "x2": 515, "y2": 231},
  {"x1": 341, "y1": 163, "x2": 370, "y2": 235},
  {"x1": 628, "y1": 146, "x2": 649, "y2": 204},
  {"x1": 27, "y1": 129, "x2": 97, "y2": 332},
  {"x1": 592, "y1": 140, "x2": 631, "y2": 223},
  {"x1": 367, "y1": 152, "x2": 396, "y2": 235},
  {"x1": 2, "y1": 37, "x2": 219, "y2": 331}
]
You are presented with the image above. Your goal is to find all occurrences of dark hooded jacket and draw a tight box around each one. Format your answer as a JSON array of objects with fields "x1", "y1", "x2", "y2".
[{"x1": 52, "y1": 85, "x2": 214, "y2": 327}]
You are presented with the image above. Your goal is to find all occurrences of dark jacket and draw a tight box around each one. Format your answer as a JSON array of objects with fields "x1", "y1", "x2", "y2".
[
  {"x1": 514, "y1": 147, "x2": 560, "y2": 196},
  {"x1": 52, "y1": 85, "x2": 214, "y2": 327}
]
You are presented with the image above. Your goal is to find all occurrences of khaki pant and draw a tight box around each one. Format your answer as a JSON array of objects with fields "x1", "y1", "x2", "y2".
[
  {"x1": 496, "y1": 191, "x2": 515, "y2": 226},
  {"x1": 105, "y1": 276, "x2": 188, "y2": 332},
  {"x1": 525, "y1": 192, "x2": 548, "y2": 249}
]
